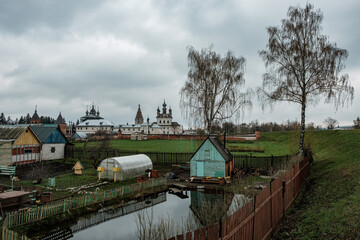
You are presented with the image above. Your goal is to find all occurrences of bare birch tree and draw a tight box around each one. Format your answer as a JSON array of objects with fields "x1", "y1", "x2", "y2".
[
  {"x1": 180, "y1": 46, "x2": 252, "y2": 133},
  {"x1": 258, "y1": 4, "x2": 354, "y2": 152}
]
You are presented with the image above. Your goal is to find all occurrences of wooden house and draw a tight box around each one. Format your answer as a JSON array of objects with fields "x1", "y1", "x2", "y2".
[
  {"x1": 0, "y1": 126, "x2": 41, "y2": 165},
  {"x1": 30, "y1": 125, "x2": 69, "y2": 161},
  {"x1": 190, "y1": 136, "x2": 233, "y2": 178}
]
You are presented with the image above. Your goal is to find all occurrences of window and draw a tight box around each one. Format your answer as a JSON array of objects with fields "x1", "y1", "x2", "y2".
[
  {"x1": 167, "y1": 120, "x2": 169, "y2": 123},
  {"x1": 159, "y1": 120, "x2": 161, "y2": 123},
  {"x1": 24, "y1": 149, "x2": 32, "y2": 154},
  {"x1": 51, "y1": 147, "x2": 56, "y2": 153},
  {"x1": 205, "y1": 150, "x2": 210, "y2": 160}
]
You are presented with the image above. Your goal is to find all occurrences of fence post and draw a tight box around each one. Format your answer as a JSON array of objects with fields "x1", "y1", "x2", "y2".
[
  {"x1": 252, "y1": 195, "x2": 256, "y2": 240},
  {"x1": 271, "y1": 155, "x2": 274, "y2": 167}
]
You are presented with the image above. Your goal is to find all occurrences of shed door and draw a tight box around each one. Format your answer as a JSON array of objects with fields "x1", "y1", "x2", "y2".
[{"x1": 197, "y1": 162, "x2": 204, "y2": 177}]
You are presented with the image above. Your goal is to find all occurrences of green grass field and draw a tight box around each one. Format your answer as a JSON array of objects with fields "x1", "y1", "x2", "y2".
[
  {"x1": 74, "y1": 136, "x2": 293, "y2": 156},
  {"x1": 268, "y1": 130, "x2": 360, "y2": 239}
]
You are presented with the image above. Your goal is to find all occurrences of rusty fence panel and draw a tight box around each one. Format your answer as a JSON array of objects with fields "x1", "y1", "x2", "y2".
[
  {"x1": 222, "y1": 198, "x2": 254, "y2": 240},
  {"x1": 168, "y1": 157, "x2": 309, "y2": 240},
  {"x1": 271, "y1": 177, "x2": 283, "y2": 229},
  {"x1": 293, "y1": 163, "x2": 300, "y2": 199},
  {"x1": 284, "y1": 168, "x2": 294, "y2": 212},
  {"x1": 253, "y1": 186, "x2": 272, "y2": 240}
]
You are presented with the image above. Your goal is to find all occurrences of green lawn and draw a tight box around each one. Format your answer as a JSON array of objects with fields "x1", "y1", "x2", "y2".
[
  {"x1": 75, "y1": 138, "x2": 204, "y2": 153},
  {"x1": 74, "y1": 136, "x2": 293, "y2": 156},
  {"x1": 270, "y1": 129, "x2": 360, "y2": 239}
]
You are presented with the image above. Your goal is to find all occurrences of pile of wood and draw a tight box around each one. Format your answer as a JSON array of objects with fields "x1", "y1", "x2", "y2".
[{"x1": 232, "y1": 167, "x2": 269, "y2": 178}]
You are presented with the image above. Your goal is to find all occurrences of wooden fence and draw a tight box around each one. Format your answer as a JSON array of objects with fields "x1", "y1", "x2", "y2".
[
  {"x1": 2, "y1": 178, "x2": 166, "y2": 240},
  {"x1": 169, "y1": 155, "x2": 311, "y2": 240},
  {"x1": 74, "y1": 149, "x2": 291, "y2": 169}
]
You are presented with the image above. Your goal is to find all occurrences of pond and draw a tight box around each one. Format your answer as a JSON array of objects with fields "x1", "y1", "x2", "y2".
[{"x1": 37, "y1": 189, "x2": 249, "y2": 240}]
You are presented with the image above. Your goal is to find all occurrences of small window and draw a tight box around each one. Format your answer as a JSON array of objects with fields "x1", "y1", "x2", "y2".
[
  {"x1": 167, "y1": 120, "x2": 169, "y2": 123},
  {"x1": 159, "y1": 120, "x2": 161, "y2": 123},
  {"x1": 205, "y1": 150, "x2": 210, "y2": 160},
  {"x1": 24, "y1": 149, "x2": 32, "y2": 154},
  {"x1": 51, "y1": 147, "x2": 56, "y2": 153}
]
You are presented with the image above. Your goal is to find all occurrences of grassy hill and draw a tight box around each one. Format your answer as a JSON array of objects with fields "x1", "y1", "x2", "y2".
[{"x1": 265, "y1": 130, "x2": 360, "y2": 239}]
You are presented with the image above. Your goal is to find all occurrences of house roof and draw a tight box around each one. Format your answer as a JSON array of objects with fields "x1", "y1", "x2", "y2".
[
  {"x1": 0, "y1": 125, "x2": 41, "y2": 143},
  {"x1": 192, "y1": 135, "x2": 233, "y2": 163},
  {"x1": 30, "y1": 125, "x2": 68, "y2": 143},
  {"x1": 77, "y1": 119, "x2": 113, "y2": 127},
  {"x1": 120, "y1": 124, "x2": 142, "y2": 128},
  {"x1": 172, "y1": 122, "x2": 180, "y2": 127},
  {"x1": 0, "y1": 126, "x2": 27, "y2": 140}
]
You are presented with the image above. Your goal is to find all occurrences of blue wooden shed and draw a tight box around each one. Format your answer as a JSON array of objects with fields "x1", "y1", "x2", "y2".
[{"x1": 190, "y1": 136, "x2": 233, "y2": 178}]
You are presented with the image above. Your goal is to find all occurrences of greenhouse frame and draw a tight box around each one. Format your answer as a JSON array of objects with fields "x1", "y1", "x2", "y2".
[{"x1": 98, "y1": 154, "x2": 153, "y2": 181}]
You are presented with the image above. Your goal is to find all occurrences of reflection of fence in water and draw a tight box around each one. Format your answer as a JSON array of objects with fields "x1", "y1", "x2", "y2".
[{"x1": 71, "y1": 192, "x2": 167, "y2": 234}]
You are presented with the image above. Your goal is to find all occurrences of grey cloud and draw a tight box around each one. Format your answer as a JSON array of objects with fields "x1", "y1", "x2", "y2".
[{"x1": 0, "y1": 0, "x2": 359, "y2": 127}]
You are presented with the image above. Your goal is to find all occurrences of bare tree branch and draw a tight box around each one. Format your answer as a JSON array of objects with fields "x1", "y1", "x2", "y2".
[{"x1": 180, "y1": 46, "x2": 252, "y2": 133}]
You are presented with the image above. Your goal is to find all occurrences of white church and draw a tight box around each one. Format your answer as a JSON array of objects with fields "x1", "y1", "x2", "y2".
[{"x1": 119, "y1": 101, "x2": 182, "y2": 135}]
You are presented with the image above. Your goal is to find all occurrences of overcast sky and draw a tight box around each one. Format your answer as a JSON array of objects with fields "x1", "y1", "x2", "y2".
[{"x1": 0, "y1": 0, "x2": 359, "y2": 128}]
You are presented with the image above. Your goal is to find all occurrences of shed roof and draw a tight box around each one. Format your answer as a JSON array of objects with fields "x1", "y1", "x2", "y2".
[{"x1": 73, "y1": 132, "x2": 88, "y2": 138}]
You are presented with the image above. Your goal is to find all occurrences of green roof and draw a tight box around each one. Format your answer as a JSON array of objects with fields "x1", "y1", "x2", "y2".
[{"x1": 30, "y1": 125, "x2": 58, "y2": 143}]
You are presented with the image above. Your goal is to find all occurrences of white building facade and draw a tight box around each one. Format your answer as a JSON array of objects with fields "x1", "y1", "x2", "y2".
[
  {"x1": 76, "y1": 104, "x2": 114, "y2": 135},
  {"x1": 119, "y1": 101, "x2": 182, "y2": 135}
]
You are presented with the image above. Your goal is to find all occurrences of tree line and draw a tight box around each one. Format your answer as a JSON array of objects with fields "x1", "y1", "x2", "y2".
[{"x1": 0, "y1": 112, "x2": 56, "y2": 124}]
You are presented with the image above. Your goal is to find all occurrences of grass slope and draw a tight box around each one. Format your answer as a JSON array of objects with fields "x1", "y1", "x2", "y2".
[{"x1": 269, "y1": 130, "x2": 360, "y2": 239}]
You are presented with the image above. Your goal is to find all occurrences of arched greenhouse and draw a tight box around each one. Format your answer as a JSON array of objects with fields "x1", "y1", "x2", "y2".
[{"x1": 98, "y1": 154, "x2": 152, "y2": 181}]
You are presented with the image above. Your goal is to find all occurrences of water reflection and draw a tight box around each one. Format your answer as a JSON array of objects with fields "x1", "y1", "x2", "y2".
[{"x1": 37, "y1": 189, "x2": 249, "y2": 240}]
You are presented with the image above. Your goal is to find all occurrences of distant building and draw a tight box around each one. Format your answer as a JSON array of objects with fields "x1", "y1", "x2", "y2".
[
  {"x1": 155, "y1": 100, "x2": 182, "y2": 134},
  {"x1": 76, "y1": 104, "x2": 114, "y2": 135},
  {"x1": 55, "y1": 112, "x2": 66, "y2": 135},
  {"x1": 134, "y1": 105, "x2": 144, "y2": 124},
  {"x1": 30, "y1": 107, "x2": 41, "y2": 125},
  {"x1": 119, "y1": 101, "x2": 182, "y2": 135},
  {"x1": 80, "y1": 103, "x2": 104, "y2": 122}
]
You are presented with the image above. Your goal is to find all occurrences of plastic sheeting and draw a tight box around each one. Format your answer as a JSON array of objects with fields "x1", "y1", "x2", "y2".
[{"x1": 99, "y1": 154, "x2": 152, "y2": 181}]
